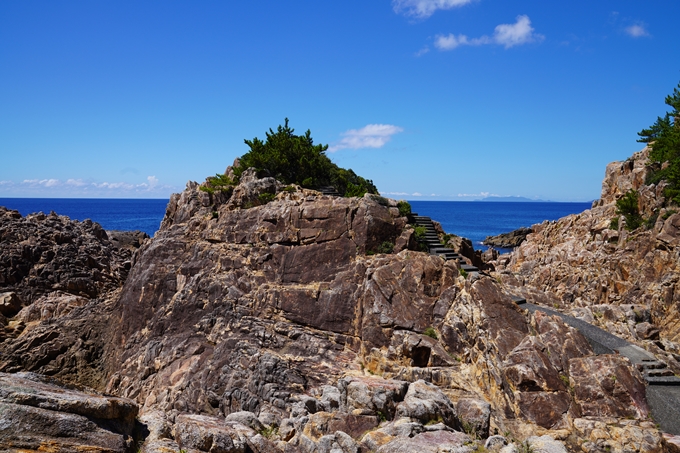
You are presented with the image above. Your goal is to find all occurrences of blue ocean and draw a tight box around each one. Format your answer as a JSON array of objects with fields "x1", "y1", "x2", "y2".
[
  {"x1": 408, "y1": 201, "x2": 592, "y2": 251},
  {"x1": 0, "y1": 198, "x2": 168, "y2": 236},
  {"x1": 0, "y1": 198, "x2": 592, "y2": 247}
]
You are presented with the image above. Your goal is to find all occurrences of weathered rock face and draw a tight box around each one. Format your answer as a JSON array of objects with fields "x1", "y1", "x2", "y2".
[
  {"x1": 0, "y1": 170, "x2": 673, "y2": 452},
  {"x1": 484, "y1": 227, "x2": 533, "y2": 249},
  {"x1": 0, "y1": 207, "x2": 139, "y2": 387},
  {"x1": 0, "y1": 207, "x2": 131, "y2": 311},
  {"x1": 0, "y1": 372, "x2": 139, "y2": 452},
  {"x1": 496, "y1": 147, "x2": 680, "y2": 373}
]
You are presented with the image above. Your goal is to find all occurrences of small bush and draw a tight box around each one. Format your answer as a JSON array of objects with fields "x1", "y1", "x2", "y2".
[
  {"x1": 377, "y1": 241, "x2": 394, "y2": 254},
  {"x1": 200, "y1": 173, "x2": 235, "y2": 195},
  {"x1": 460, "y1": 268, "x2": 468, "y2": 278},
  {"x1": 424, "y1": 327, "x2": 438, "y2": 339},
  {"x1": 609, "y1": 217, "x2": 619, "y2": 230},
  {"x1": 663, "y1": 209, "x2": 678, "y2": 220},
  {"x1": 413, "y1": 225, "x2": 426, "y2": 242},
  {"x1": 258, "y1": 192, "x2": 276, "y2": 204},
  {"x1": 283, "y1": 185, "x2": 296, "y2": 193},
  {"x1": 397, "y1": 200, "x2": 412, "y2": 216},
  {"x1": 616, "y1": 190, "x2": 643, "y2": 231}
]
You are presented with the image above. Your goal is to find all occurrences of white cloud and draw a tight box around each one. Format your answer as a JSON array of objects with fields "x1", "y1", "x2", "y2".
[
  {"x1": 625, "y1": 24, "x2": 649, "y2": 38},
  {"x1": 147, "y1": 176, "x2": 158, "y2": 188},
  {"x1": 435, "y1": 34, "x2": 488, "y2": 50},
  {"x1": 493, "y1": 15, "x2": 541, "y2": 48},
  {"x1": 393, "y1": 0, "x2": 475, "y2": 19},
  {"x1": 435, "y1": 15, "x2": 543, "y2": 51},
  {"x1": 415, "y1": 46, "x2": 431, "y2": 57},
  {"x1": 412, "y1": 192, "x2": 423, "y2": 196},
  {"x1": 22, "y1": 178, "x2": 61, "y2": 187},
  {"x1": 383, "y1": 191, "x2": 410, "y2": 196},
  {"x1": 66, "y1": 178, "x2": 87, "y2": 187},
  {"x1": 328, "y1": 124, "x2": 403, "y2": 152}
]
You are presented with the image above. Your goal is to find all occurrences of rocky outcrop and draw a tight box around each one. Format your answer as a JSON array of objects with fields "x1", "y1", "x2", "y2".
[
  {"x1": 0, "y1": 168, "x2": 674, "y2": 452},
  {"x1": 495, "y1": 147, "x2": 680, "y2": 375},
  {"x1": 0, "y1": 372, "x2": 139, "y2": 452},
  {"x1": 0, "y1": 207, "x2": 131, "y2": 311},
  {"x1": 484, "y1": 227, "x2": 533, "y2": 248}
]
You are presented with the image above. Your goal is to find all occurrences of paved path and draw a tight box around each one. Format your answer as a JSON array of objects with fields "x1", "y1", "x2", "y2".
[{"x1": 513, "y1": 297, "x2": 680, "y2": 434}]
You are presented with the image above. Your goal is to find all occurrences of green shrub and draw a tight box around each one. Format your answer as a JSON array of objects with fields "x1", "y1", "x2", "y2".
[
  {"x1": 616, "y1": 190, "x2": 642, "y2": 231},
  {"x1": 609, "y1": 217, "x2": 619, "y2": 230},
  {"x1": 460, "y1": 268, "x2": 468, "y2": 278},
  {"x1": 377, "y1": 241, "x2": 394, "y2": 254},
  {"x1": 424, "y1": 327, "x2": 438, "y2": 339},
  {"x1": 638, "y1": 80, "x2": 680, "y2": 204},
  {"x1": 413, "y1": 225, "x2": 426, "y2": 242},
  {"x1": 258, "y1": 192, "x2": 276, "y2": 204},
  {"x1": 234, "y1": 119, "x2": 378, "y2": 197},
  {"x1": 283, "y1": 185, "x2": 296, "y2": 193},
  {"x1": 662, "y1": 209, "x2": 678, "y2": 220},
  {"x1": 397, "y1": 200, "x2": 411, "y2": 216},
  {"x1": 200, "y1": 173, "x2": 235, "y2": 195}
]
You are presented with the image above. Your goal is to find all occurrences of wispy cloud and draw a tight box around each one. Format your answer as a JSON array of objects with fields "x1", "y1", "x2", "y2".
[
  {"x1": 624, "y1": 23, "x2": 649, "y2": 38},
  {"x1": 328, "y1": 124, "x2": 403, "y2": 152},
  {"x1": 2, "y1": 176, "x2": 174, "y2": 197},
  {"x1": 393, "y1": 0, "x2": 475, "y2": 19},
  {"x1": 435, "y1": 15, "x2": 543, "y2": 51},
  {"x1": 22, "y1": 178, "x2": 60, "y2": 187}
]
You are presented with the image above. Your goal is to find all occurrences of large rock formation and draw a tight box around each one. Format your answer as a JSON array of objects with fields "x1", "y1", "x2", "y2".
[
  {"x1": 495, "y1": 146, "x2": 680, "y2": 375},
  {"x1": 0, "y1": 167, "x2": 675, "y2": 452}
]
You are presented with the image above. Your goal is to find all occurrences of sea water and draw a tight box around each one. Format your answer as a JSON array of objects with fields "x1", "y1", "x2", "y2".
[
  {"x1": 0, "y1": 198, "x2": 168, "y2": 236},
  {"x1": 0, "y1": 198, "x2": 592, "y2": 247},
  {"x1": 408, "y1": 201, "x2": 592, "y2": 251}
]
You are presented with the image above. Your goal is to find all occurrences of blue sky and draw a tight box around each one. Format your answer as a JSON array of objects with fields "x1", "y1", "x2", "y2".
[{"x1": 1, "y1": 1, "x2": 679, "y2": 201}]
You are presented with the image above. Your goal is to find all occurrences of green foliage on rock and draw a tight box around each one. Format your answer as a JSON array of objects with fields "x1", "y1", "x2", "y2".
[
  {"x1": 377, "y1": 241, "x2": 395, "y2": 254},
  {"x1": 200, "y1": 173, "x2": 235, "y2": 195},
  {"x1": 234, "y1": 119, "x2": 378, "y2": 197},
  {"x1": 397, "y1": 200, "x2": 412, "y2": 216},
  {"x1": 609, "y1": 217, "x2": 619, "y2": 230},
  {"x1": 423, "y1": 327, "x2": 438, "y2": 339},
  {"x1": 639, "y1": 80, "x2": 680, "y2": 204},
  {"x1": 615, "y1": 190, "x2": 643, "y2": 231}
]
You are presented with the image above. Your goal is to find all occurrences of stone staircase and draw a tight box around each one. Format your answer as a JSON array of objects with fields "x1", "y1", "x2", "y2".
[{"x1": 411, "y1": 214, "x2": 478, "y2": 273}]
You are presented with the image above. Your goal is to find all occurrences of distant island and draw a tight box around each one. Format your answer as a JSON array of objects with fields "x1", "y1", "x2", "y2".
[{"x1": 476, "y1": 195, "x2": 551, "y2": 202}]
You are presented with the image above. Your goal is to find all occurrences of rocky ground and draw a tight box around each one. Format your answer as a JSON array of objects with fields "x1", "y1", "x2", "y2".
[{"x1": 0, "y1": 163, "x2": 677, "y2": 452}]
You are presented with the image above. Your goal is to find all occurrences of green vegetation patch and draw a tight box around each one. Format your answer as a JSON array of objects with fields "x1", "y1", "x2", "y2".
[
  {"x1": 639, "y1": 80, "x2": 680, "y2": 204},
  {"x1": 615, "y1": 190, "x2": 643, "y2": 231},
  {"x1": 233, "y1": 118, "x2": 378, "y2": 197}
]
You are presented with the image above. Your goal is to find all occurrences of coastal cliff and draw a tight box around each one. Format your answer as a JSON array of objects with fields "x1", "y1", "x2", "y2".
[
  {"x1": 0, "y1": 164, "x2": 676, "y2": 452},
  {"x1": 496, "y1": 146, "x2": 680, "y2": 374}
]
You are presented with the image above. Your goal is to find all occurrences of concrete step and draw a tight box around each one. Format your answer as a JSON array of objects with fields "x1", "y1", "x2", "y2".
[
  {"x1": 646, "y1": 368, "x2": 676, "y2": 378},
  {"x1": 460, "y1": 264, "x2": 479, "y2": 272},
  {"x1": 646, "y1": 376, "x2": 680, "y2": 386},
  {"x1": 637, "y1": 361, "x2": 668, "y2": 371}
]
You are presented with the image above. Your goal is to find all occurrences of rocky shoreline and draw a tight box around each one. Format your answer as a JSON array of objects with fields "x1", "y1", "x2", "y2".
[
  {"x1": 483, "y1": 227, "x2": 533, "y2": 249},
  {"x1": 1, "y1": 155, "x2": 679, "y2": 452}
]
